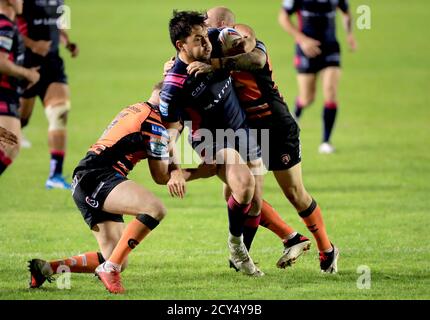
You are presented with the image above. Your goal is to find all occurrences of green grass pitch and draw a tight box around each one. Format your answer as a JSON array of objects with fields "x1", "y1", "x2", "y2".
[{"x1": 0, "y1": 0, "x2": 429, "y2": 299}]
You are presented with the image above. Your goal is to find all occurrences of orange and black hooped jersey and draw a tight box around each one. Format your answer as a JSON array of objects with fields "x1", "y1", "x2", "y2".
[
  {"x1": 231, "y1": 40, "x2": 292, "y2": 126},
  {"x1": 74, "y1": 102, "x2": 169, "y2": 177}
]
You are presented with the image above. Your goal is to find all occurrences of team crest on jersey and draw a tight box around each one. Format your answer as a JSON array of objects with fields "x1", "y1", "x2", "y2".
[
  {"x1": 281, "y1": 153, "x2": 291, "y2": 165},
  {"x1": 85, "y1": 196, "x2": 99, "y2": 209}
]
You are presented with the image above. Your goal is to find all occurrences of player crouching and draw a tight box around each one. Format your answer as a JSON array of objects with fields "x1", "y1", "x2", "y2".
[{"x1": 28, "y1": 82, "x2": 215, "y2": 294}]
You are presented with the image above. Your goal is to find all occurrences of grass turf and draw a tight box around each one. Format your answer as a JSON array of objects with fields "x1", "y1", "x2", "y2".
[{"x1": 0, "y1": 0, "x2": 429, "y2": 299}]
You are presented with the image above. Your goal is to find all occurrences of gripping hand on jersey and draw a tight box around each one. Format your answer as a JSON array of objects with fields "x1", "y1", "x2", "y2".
[{"x1": 187, "y1": 61, "x2": 213, "y2": 76}]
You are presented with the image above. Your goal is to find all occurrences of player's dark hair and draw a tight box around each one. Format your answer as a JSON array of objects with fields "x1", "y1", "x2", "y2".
[{"x1": 169, "y1": 10, "x2": 207, "y2": 50}]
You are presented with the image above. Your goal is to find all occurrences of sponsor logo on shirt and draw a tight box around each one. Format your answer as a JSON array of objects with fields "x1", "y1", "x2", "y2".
[{"x1": 0, "y1": 36, "x2": 12, "y2": 51}]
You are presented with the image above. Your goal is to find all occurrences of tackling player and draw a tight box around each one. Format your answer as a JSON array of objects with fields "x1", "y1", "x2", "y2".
[
  {"x1": 279, "y1": 0, "x2": 357, "y2": 153},
  {"x1": 28, "y1": 82, "x2": 215, "y2": 294},
  {"x1": 0, "y1": 0, "x2": 39, "y2": 176},
  {"x1": 17, "y1": 0, "x2": 79, "y2": 188}
]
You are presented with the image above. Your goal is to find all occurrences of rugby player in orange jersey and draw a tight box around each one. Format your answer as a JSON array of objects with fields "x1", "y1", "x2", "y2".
[
  {"x1": 28, "y1": 82, "x2": 216, "y2": 294},
  {"x1": 187, "y1": 8, "x2": 339, "y2": 273}
]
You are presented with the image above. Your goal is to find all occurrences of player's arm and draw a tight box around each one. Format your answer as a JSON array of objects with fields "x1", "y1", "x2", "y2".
[
  {"x1": 60, "y1": 29, "x2": 79, "y2": 58},
  {"x1": 0, "y1": 41, "x2": 39, "y2": 87},
  {"x1": 182, "y1": 163, "x2": 218, "y2": 181},
  {"x1": 211, "y1": 45, "x2": 266, "y2": 72},
  {"x1": 278, "y1": 1, "x2": 321, "y2": 58},
  {"x1": 338, "y1": 0, "x2": 357, "y2": 51}
]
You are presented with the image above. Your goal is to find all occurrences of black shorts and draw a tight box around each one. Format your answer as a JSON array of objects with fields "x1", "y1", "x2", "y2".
[
  {"x1": 0, "y1": 90, "x2": 20, "y2": 119},
  {"x1": 250, "y1": 115, "x2": 301, "y2": 171},
  {"x1": 295, "y1": 42, "x2": 341, "y2": 74},
  {"x1": 22, "y1": 51, "x2": 68, "y2": 100},
  {"x1": 190, "y1": 126, "x2": 261, "y2": 163},
  {"x1": 71, "y1": 168, "x2": 127, "y2": 229}
]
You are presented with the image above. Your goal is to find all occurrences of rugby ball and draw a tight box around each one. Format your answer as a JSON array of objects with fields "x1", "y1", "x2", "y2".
[{"x1": 218, "y1": 27, "x2": 243, "y2": 54}]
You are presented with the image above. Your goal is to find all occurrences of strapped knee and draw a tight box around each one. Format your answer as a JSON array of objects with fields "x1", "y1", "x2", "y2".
[{"x1": 45, "y1": 101, "x2": 71, "y2": 131}]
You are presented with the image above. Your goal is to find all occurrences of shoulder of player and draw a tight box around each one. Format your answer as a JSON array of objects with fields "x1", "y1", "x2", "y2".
[{"x1": 163, "y1": 62, "x2": 188, "y2": 91}]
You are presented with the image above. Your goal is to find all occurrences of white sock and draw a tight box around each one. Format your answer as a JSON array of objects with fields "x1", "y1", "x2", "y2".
[
  {"x1": 323, "y1": 246, "x2": 334, "y2": 254},
  {"x1": 286, "y1": 232, "x2": 298, "y2": 240},
  {"x1": 104, "y1": 260, "x2": 121, "y2": 272},
  {"x1": 228, "y1": 233, "x2": 243, "y2": 245}
]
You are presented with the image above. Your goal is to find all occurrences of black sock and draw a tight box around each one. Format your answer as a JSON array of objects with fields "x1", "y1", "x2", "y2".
[
  {"x1": 323, "y1": 102, "x2": 338, "y2": 143},
  {"x1": 50, "y1": 151, "x2": 65, "y2": 177},
  {"x1": 243, "y1": 214, "x2": 261, "y2": 251},
  {"x1": 227, "y1": 196, "x2": 250, "y2": 237},
  {"x1": 295, "y1": 99, "x2": 304, "y2": 119},
  {"x1": 0, "y1": 161, "x2": 7, "y2": 175}
]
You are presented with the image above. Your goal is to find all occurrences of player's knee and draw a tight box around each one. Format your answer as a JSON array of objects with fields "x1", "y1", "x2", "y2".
[
  {"x1": 45, "y1": 101, "x2": 71, "y2": 131},
  {"x1": 300, "y1": 95, "x2": 315, "y2": 107},
  {"x1": 145, "y1": 200, "x2": 167, "y2": 221}
]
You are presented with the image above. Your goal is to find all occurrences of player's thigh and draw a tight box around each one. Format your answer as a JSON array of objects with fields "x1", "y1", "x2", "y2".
[
  {"x1": 216, "y1": 148, "x2": 255, "y2": 203},
  {"x1": 102, "y1": 180, "x2": 167, "y2": 220},
  {"x1": 92, "y1": 221, "x2": 126, "y2": 259},
  {"x1": 19, "y1": 97, "x2": 36, "y2": 121},
  {"x1": 273, "y1": 162, "x2": 312, "y2": 211},
  {"x1": 321, "y1": 67, "x2": 341, "y2": 102},
  {"x1": 297, "y1": 73, "x2": 317, "y2": 105},
  {"x1": 43, "y1": 82, "x2": 70, "y2": 107}
]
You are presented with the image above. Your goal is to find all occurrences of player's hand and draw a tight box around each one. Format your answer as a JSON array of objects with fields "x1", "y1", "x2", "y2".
[
  {"x1": 167, "y1": 170, "x2": 186, "y2": 198},
  {"x1": 66, "y1": 42, "x2": 79, "y2": 58},
  {"x1": 163, "y1": 56, "x2": 175, "y2": 76},
  {"x1": 0, "y1": 126, "x2": 18, "y2": 147},
  {"x1": 24, "y1": 67, "x2": 40, "y2": 89},
  {"x1": 30, "y1": 40, "x2": 51, "y2": 57},
  {"x1": 187, "y1": 61, "x2": 212, "y2": 76},
  {"x1": 347, "y1": 34, "x2": 357, "y2": 52},
  {"x1": 298, "y1": 37, "x2": 321, "y2": 58}
]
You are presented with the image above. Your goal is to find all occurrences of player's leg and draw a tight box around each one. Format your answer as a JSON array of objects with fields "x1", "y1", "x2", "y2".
[
  {"x1": 319, "y1": 66, "x2": 341, "y2": 153},
  {"x1": 273, "y1": 164, "x2": 338, "y2": 273},
  {"x1": 225, "y1": 183, "x2": 298, "y2": 246},
  {"x1": 241, "y1": 159, "x2": 263, "y2": 252},
  {"x1": 0, "y1": 116, "x2": 21, "y2": 175},
  {"x1": 216, "y1": 148, "x2": 262, "y2": 277},
  {"x1": 43, "y1": 82, "x2": 71, "y2": 189},
  {"x1": 294, "y1": 73, "x2": 317, "y2": 120},
  {"x1": 18, "y1": 97, "x2": 36, "y2": 149},
  {"x1": 95, "y1": 179, "x2": 166, "y2": 293}
]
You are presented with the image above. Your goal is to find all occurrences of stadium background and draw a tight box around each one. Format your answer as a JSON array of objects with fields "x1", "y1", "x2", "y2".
[{"x1": 0, "y1": 0, "x2": 429, "y2": 299}]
